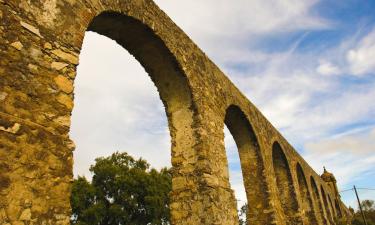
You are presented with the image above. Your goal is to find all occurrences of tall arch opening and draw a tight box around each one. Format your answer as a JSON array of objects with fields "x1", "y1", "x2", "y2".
[
  {"x1": 321, "y1": 186, "x2": 334, "y2": 224},
  {"x1": 335, "y1": 199, "x2": 343, "y2": 218},
  {"x1": 310, "y1": 177, "x2": 327, "y2": 224},
  {"x1": 335, "y1": 199, "x2": 342, "y2": 218},
  {"x1": 328, "y1": 195, "x2": 336, "y2": 219},
  {"x1": 224, "y1": 124, "x2": 246, "y2": 223},
  {"x1": 224, "y1": 105, "x2": 270, "y2": 224},
  {"x1": 296, "y1": 164, "x2": 317, "y2": 225},
  {"x1": 272, "y1": 142, "x2": 299, "y2": 224},
  {"x1": 70, "y1": 11, "x2": 196, "y2": 224},
  {"x1": 71, "y1": 32, "x2": 173, "y2": 177}
]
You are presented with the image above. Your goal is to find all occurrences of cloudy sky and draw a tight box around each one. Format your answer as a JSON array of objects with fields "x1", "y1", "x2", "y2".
[{"x1": 70, "y1": 0, "x2": 375, "y2": 210}]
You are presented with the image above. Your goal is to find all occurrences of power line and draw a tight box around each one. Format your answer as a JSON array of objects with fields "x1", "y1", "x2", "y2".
[
  {"x1": 357, "y1": 188, "x2": 375, "y2": 191},
  {"x1": 339, "y1": 188, "x2": 353, "y2": 193},
  {"x1": 339, "y1": 187, "x2": 375, "y2": 193}
]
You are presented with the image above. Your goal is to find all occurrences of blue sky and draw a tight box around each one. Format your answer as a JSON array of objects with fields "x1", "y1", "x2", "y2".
[{"x1": 70, "y1": 0, "x2": 375, "y2": 211}]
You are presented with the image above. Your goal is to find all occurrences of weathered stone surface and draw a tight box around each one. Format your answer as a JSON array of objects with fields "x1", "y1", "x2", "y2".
[
  {"x1": 44, "y1": 42, "x2": 53, "y2": 49},
  {"x1": 19, "y1": 209, "x2": 31, "y2": 221},
  {"x1": 51, "y1": 49, "x2": 79, "y2": 65},
  {"x1": 54, "y1": 75, "x2": 73, "y2": 94},
  {"x1": 0, "y1": 0, "x2": 350, "y2": 224},
  {"x1": 55, "y1": 116, "x2": 71, "y2": 127},
  {"x1": 0, "y1": 92, "x2": 8, "y2": 101},
  {"x1": 10, "y1": 41, "x2": 23, "y2": 50},
  {"x1": 20, "y1": 21, "x2": 43, "y2": 38},
  {"x1": 0, "y1": 123, "x2": 20, "y2": 134},
  {"x1": 27, "y1": 64, "x2": 38, "y2": 73},
  {"x1": 51, "y1": 62, "x2": 68, "y2": 70},
  {"x1": 57, "y1": 93, "x2": 73, "y2": 110}
]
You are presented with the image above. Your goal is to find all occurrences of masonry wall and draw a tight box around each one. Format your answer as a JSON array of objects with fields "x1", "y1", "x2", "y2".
[{"x1": 0, "y1": 0, "x2": 350, "y2": 224}]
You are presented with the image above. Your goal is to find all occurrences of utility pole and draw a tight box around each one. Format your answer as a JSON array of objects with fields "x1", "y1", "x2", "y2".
[{"x1": 354, "y1": 185, "x2": 368, "y2": 225}]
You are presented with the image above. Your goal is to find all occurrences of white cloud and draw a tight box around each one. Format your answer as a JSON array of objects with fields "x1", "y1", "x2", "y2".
[
  {"x1": 347, "y1": 28, "x2": 375, "y2": 75},
  {"x1": 316, "y1": 61, "x2": 341, "y2": 76},
  {"x1": 221, "y1": 33, "x2": 375, "y2": 144},
  {"x1": 303, "y1": 128, "x2": 375, "y2": 188},
  {"x1": 155, "y1": 0, "x2": 327, "y2": 36},
  {"x1": 71, "y1": 32, "x2": 171, "y2": 179},
  {"x1": 305, "y1": 128, "x2": 375, "y2": 155},
  {"x1": 154, "y1": 0, "x2": 329, "y2": 63}
]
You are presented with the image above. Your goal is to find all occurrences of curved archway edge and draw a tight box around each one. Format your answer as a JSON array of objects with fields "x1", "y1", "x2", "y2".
[
  {"x1": 224, "y1": 105, "x2": 271, "y2": 225},
  {"x1": 0, "y1": 1, "x2": 350, "y2": 224},
  {"x1": 296, "y1": 163, "x2": 318, "y2": 225}
]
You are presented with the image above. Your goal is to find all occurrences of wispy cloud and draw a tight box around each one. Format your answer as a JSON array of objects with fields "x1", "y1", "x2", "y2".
[
  {"x1": 316, "y1": 61, "x2": 341, "y2": 76},
  {"x1": 155, "y1": 0, "x2": 330, "y2": 64},
  {"x1": 304, "y1": 127, "x2": 375, "y2": 187},
  {"x1": 346, "y1": 28, "x2": 375, "y2": 75}
]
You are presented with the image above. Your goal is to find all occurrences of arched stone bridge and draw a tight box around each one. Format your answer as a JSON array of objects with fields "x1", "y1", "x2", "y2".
[{"x1": 0, "y1": 0, "x2": 351, "y2": 224}]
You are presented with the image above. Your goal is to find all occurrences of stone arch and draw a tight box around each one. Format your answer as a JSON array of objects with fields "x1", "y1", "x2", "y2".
[
  {"x1": 0, "y1": 0, "x2": 352, "y2": 224},
  {"x1": 224, "y1": 105, "x2": 271, "y2": 224},
  {"x1": 296, "y1": 163, "x2": 318, "y2": 225},
  {"x1": 78, "y1": 12, "x2": 197, "y2": 224},
  {"x1": 310, "y1": 177, "x2": 327, "y2": 224},
  {"x1": 328, "y1": 195, "x2": 336, "y2": 218},
  {"x1": 321, "y1": 186, "x2": 334, "y2": 224},
  {"x1": 86, "y1": 12, "x2": 194, "y2": 133},
  {"x1": 335, "y1": 199, "x2": 343, "y2": 218},
  {"x1": 272, "y1": 142, "x2": 299, "y2": 224}
]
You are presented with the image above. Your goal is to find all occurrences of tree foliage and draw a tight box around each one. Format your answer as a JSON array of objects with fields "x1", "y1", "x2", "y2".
[
  {"x1": 71, "y1": 152, "x2": 171, "y2": 225},
  {"x1": 238, "y1": 203, "x2": 248, "y2": 225},
  {"x1": 351, "y1": 200, "x2": 375, "y2": 225}
]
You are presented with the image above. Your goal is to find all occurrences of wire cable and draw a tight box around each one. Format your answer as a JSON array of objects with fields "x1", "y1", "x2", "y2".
[
  {"x1": 339, "y1": 188, "x2": 354, "y2": 193},
  {"x1": 339, "y1": 187, "x2": 375, "y2": 193},
  {"x1": 356, "y1": 188, "x2": 375, "y2": 191}
]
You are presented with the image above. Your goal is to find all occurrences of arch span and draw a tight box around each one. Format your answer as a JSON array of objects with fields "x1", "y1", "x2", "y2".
[
  {"x1": 224, "y1": 105, "x2": 271, "y2": 224},
  {"x1": 296, "y1": 163, "x2": 318, "y2": 225},
  {"x1": 328, "y1": 195, "x2": 336, "y2": 219},
  {"x1": 83, "y1": 12, "x2": 198, "y2": 225},
  {"x1": 321, "y1": 186, "x2": 334, "y2": 224},
  {"x1": 310, "y1": 177, "x2": 328, "y2": 224},
  {"x1": 335, "y1": 199, "x2": 343, "y2": 218},
  {"x1": 87, "y1": 12, "x2": 194, "y2": 123},
  {"x1": 272, "y1": 142, "x2": 299, "y2": 224}
]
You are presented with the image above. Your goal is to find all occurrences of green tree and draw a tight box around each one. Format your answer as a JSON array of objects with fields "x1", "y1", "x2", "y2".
[
  {"x1": 351, "y1": 200, "x2": 375, "y2": 225},
  {"x1": 71, "y1": 152, "x2": 171, "y2": 225},
  {"x1": 238, "y1": 203, "x2": 248, "y2": 225},
  {"x1": 361, "y1": 200, "x2": 375, "y2": 212}
]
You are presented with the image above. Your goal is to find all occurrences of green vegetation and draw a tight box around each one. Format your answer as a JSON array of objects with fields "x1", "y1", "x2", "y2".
[
  {"x1": 350, "y1": 200, "x2": 375, "y2": 225},
  {"x1": 70, "y1": 152, "x2": 171, "y2": 225},
  {"x1": 70, "y1": 152, "x2": 257, "y2": 224},
  {"x1": 238, "y1": 203, "x2": 248, "y2": 225}
]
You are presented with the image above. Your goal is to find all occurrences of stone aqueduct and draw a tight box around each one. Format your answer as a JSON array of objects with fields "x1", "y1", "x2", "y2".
[{"x1": 0, "y1": 0, "x2": 351, "y2": 224}]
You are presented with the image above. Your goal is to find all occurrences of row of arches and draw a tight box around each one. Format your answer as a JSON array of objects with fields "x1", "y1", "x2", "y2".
[
  {"x1": 77, "y1": 12, "x2": 346, "y2": 224},
  {"x1": 2, "y1": 4, "x2": 351, "y2": 224},
  {"x1": 75, "y1": 11, "x2": 346, "y2": 224},
  {"x1": 83, "y1": 12, "x2": 346, "y2": 224},
  {"x1": 85, "y1": 12, "x2": 345, "y2": 224},
  {"x1": 83, "y1": 11, "x2": 346, "y2": 224},
  {"x1": 77, "y1": 14, "x2": 345, "y2": 223},
  {"x1": 81, "y1": 10, "x2": 347, "y2": 225},
  {"x1": 224, "y1": 105, "x2": 343, "y2": 224}
]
